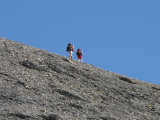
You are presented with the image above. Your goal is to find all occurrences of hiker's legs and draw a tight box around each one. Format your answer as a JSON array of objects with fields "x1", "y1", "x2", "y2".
[
  {"x1": 80, "y1": 59, "x2": 83, "y2": 63},
  {"x1": 78, "y1": 58, "x2": 83, "y2": 63},
  {"x1": 69, "y1": 51, "x2": 73, "y2": 59}
]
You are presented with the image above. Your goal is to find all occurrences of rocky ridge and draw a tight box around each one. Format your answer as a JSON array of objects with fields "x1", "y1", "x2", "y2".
[{"x1": 0, "y1": 38, "x2": 160, "y2": 120}]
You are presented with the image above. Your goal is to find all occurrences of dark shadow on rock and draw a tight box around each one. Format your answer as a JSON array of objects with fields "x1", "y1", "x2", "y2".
[
  {"x1": 0, "y1": 72, "x2": 15, "y2": 79},
  {"x1": 40, "y1": 114, "x2": 62, "y2": 120},
  {"x1": 10, "y1": 113, "x2": 31, "y2": 119},
  {"x1": 19, "y1": 60, "x2": 48, "y2": 72},
  {"x1": 119, "y1": 77, "x2": 136, "y2": 84},
  {"x1": 46, "y1": 62, "x2": 78, "y2": 79},
  {"x1": 69, "y1": 103, "x2": 83, "y2": 109},
  {"x1": 100, "y1": 116, "x2": 116, "y2": 120},
  {"x1": 46, "y1": 62, "x2": 63, "y2": 73},
  {"x1": 62, "y1": 58, "x2": 72, "y2": 63},
  {"x1": 55, "y1": 89, "x2": 86, "y2": 101},
  {"x1": 152, "y1": 86, "x2": 160, "y2": 90},
  {"x1": 17, "y1": 80, "x2": 26, "y2": 88}
]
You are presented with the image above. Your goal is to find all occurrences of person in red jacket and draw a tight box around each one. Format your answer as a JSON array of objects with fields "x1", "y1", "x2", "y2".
[
  {"x1": 66, "y1": 43, "x2": 76, "y2": 59},
  {"x1": 76, "y1": 49, "x2": 84, "y2": 63}
]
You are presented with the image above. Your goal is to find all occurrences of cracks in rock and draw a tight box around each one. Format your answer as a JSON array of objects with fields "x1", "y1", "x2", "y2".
[
  {"x1": 55, "y1": 89, "x2": 87, "y2": 102},
  {"x1": 0, "y1": 72, "x2": 15, "y2": 80}
]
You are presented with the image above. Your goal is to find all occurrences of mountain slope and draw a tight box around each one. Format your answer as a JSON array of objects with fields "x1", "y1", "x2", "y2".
[{"x1": 0, "y1": 38, "x2": 160, "y2": 120}]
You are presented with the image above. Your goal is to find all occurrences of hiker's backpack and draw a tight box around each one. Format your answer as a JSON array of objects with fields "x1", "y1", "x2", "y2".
[
  {"x1": 66, "y1": 43, "x2": 72, "y2": 51},
  {"x1": 76, "y1": 49, "x2": 82, "y2": 56}
]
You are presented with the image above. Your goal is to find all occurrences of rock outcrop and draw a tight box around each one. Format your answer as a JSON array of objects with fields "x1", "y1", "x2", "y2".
[{"x1": 0, "y1": 38, "x2": 160, "y2": 120}]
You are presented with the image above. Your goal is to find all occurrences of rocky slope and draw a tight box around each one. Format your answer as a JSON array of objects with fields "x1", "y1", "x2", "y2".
[{"x1": 0, "y1": 38, "x2": 160, "y2": 120}]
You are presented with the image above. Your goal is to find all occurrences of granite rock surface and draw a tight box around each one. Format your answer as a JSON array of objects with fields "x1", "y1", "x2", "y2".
[{"x1": 0, "y1": 38, "x2": 160, "y2": 120}]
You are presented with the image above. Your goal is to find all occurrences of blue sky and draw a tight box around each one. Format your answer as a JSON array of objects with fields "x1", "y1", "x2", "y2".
[{"x1": 0, "y1": 0, "x2": 160, "y2": 84}]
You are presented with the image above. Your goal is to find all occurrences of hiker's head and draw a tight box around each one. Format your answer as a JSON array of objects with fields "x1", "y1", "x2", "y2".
[{"x1": 68, "y1": 43, "x2": 72, "y2": 46}]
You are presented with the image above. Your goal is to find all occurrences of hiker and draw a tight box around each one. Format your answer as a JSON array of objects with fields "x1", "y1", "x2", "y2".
[
  {"x1": 76, "y1": 49, "x2": 84, "y2": 63},
  {"x1": 66, "y1": 43, "x2": 76, "y2": 59}
]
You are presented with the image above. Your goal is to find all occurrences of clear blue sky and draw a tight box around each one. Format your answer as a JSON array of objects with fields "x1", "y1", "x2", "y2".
[{"x1": 0, "y1": 0, "x2": 160, "y2": 84}]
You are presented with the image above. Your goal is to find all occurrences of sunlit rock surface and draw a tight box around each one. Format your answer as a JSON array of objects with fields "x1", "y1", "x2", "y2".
[{"x1": 0, "y1": 38, "x2": 159, "y2": 120}]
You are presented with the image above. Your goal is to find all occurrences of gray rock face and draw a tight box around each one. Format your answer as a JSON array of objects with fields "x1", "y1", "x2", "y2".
[{"x1": 0, "y1": 38, "x2": 160, "y2": 120}]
